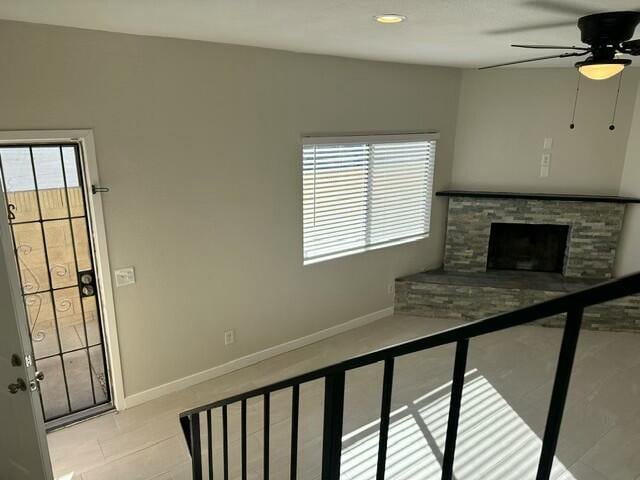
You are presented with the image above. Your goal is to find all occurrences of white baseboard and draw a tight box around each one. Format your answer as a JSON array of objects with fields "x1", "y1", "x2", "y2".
[{"x1": 124, "y1": 306, "x2": 394, "y2": 409}]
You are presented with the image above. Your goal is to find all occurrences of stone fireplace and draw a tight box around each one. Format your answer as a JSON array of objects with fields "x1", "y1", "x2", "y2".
[{"x1": 395, "y1": 190, "x2": 640, "y2": 331}]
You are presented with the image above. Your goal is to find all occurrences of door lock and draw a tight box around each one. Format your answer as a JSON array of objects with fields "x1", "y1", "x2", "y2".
[
  {"x1": 79, "y1": 270, "x2": 97, "y2": 297},
  {"x1": 8, "y1": 378, "x2": 27, "y2": 394}
]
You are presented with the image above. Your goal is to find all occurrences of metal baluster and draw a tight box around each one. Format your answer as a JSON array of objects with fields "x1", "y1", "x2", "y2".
[
  {"x1": 291, "y1": 385, "x2": 300, "y2": 480},
  {"x1": 376, "y1": 358, "x2": 395, "y2": 480},
  {"x1": 321, "y1": 372, "x2": 345, "y2": 480},
  {"x1": 223, "y1": 405, "x2": 229, "y2": 480},
  {"x1": 242, "y1": 399, "x2": 247, "y2": 480},
  {"x1": 207, "y1": 410, "x2": 213, "y2": 480},
  {"x1": 536, "y1": 308, "x2": 583, "y2": 480},
  {"x1": 180, "y1": 416, "x2": 192, "y2": 454},
  {"x1": 264, "y1": 392, "x2": 270, "y2": 480},
  {"x1": 190, "y1": 413, "x2": 203, "y2": 480},
  {"x1": 441, "y1": 339, "x2": 469, "y2": 480}
]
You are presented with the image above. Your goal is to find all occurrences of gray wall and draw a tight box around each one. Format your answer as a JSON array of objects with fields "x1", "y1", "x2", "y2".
[
  {"x1": 617, "y1": 86, "x2": 640, "y2": 275},
  {"x1": 452, "y1": 69, "x2": 639, "y2": 194},
  {"x1": 3, "y1": 19, "x2": 637, "y2": 400},
  {"x1": 0, "y1": 21, "x2": 461, "y2": 396}
]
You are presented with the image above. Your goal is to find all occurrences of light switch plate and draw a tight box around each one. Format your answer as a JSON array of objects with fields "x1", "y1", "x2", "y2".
[
  {"x1": 540, "y1": 153, "x2": 551, "y2": 177},
  {"x1": 541, "y1": 153, "x2": 551, "y2": 167},
  {"x1": 543, "y1": 137, "x2": 553, "y2": 150},
  {"x1": 115, "y1": 267, "x2": 136, "y2": 287}
]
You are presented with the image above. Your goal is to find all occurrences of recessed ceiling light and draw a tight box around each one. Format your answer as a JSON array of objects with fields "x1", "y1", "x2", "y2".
[{"x1": 374, "y1": 14, "x2": 407, "y2": 24}]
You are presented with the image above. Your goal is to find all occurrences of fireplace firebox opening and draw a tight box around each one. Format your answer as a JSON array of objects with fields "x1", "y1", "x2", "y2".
[{"x1": 487, "y1": 223, "x2": 570, "y2": 274}]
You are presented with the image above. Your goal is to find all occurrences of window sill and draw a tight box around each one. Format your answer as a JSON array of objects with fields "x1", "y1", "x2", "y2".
[{"x1": 303, "y1": 233, "x2": 429, "y2": 266}]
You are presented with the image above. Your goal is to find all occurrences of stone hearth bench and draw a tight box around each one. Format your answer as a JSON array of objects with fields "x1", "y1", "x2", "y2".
[{"x1": 395, "y1": 270, "x2": 640, "y2": 332}]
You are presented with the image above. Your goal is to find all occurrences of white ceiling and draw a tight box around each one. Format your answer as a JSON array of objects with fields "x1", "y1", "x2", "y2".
[{"x1": 1, "y1": 0, "x2": 639, "y2": 67}]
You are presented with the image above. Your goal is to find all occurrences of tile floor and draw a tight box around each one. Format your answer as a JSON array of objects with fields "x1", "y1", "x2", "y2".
[{"x1": 47, "y1": 314, "x2": 640, "y2": 480}]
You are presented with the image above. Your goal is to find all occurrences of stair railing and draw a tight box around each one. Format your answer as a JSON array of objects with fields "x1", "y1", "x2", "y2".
[{"x1": 180, "y1": 272, "x2": 640, "y2": 480}]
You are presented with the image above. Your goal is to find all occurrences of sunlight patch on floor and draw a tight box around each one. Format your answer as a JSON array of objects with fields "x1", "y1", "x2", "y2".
[
  {"x1": 341, "y1": 371, "x2": 574, "y2": 480},
  {"x1": 56, "y1": 473, "x2": 76, "y2": 480}
]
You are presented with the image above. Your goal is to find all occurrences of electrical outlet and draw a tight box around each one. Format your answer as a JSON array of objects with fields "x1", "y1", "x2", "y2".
[
  {"x1": 387, "y1": 283, "x2": 395, "y2": 295},
  {"x1": 224, "y1": 330, "x2": 235, "y2": 345},
  {"x1": 543, "y1": 137, "x2": 553, "y2": 150}
]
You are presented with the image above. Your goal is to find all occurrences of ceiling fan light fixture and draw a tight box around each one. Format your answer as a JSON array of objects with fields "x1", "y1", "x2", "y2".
[
  {"x1": 575, "y1": 58, "x2": 631, "y2": 80},
  {"x1": 374, "y1": 14, "x2": 407, "y2": 24}
]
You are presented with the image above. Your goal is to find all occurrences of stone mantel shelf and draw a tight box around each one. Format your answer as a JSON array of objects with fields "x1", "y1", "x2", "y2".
[{"x1": 436, "y1": 190, "x2": 640, "y2": 204}]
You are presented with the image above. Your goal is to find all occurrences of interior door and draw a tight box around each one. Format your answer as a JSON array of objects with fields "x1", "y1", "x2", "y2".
[{"x1": 0, "y1": 201, "x2": 52, "y2": 479}]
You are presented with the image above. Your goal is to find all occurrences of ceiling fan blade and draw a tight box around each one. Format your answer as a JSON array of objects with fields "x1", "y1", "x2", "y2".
[
  {"x1": 479, "y1": 51, "x2": 588, "y2": 70},
  {"x1": 487, "y1": 20, "x2": 576, "y2": 35},
  {"x1": 512, "y1": 44, "x2": 589, "y2": 50},
  {"x1": 621, "y1": 39, "x2": 640, "y2": 54},
  {"x1": 521, "y1": 0, "x2": 593, "y2": 17}
]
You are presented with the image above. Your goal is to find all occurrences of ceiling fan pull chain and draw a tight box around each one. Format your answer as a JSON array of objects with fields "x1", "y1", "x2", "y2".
[
  {"x1": 569, "y1": 72, "x2": 581, "y2": 129},
  {"x1": 609, "y1": 71, "x2": 624, "y2": 131}
]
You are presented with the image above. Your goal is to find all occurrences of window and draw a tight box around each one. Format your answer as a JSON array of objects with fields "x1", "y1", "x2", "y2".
[{"x1": 303, "y1": 133, "x2": 438, "y2": 264}]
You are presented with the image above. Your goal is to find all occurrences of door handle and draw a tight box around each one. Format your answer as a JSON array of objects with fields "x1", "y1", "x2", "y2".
[
  {"x1": 29, "y1": 371, "x2": 44, "y2": 392},
  {"x1": 8, "y1": 378, "x2": 27, "y2": 394}
]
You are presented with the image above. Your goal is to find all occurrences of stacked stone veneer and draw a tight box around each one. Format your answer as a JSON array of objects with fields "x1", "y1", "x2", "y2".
[
  {"x1": 395, "y1": 272, "x2": 640, "y2": 331},
  {"x1": 395, "y1": 195, "x2": 640, "y2": 332},
  {"x1": 444, "y1": 197, "x2": 625, "y2": 278}
]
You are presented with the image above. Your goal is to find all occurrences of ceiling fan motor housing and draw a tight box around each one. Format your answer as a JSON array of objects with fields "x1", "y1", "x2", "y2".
[
  {"x1": 479, "y1": 10, "x2": 640, "y2": 71},
  {"x1": 578, "y1": 11, "x2": 640, "y2": 46}
]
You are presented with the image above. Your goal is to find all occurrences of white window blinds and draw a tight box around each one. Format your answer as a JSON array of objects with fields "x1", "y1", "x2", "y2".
[{"x1": 303, "y1": 133, "x2": 437, "y2": 264}]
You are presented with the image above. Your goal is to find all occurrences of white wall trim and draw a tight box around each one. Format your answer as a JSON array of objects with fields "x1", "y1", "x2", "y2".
[{"x1": 124, "y1": 306, "x2": 394, "y2": 408}]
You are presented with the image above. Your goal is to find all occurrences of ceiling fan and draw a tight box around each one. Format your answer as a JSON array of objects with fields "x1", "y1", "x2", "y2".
[{"x1": 481, "y1": 9, "x2": 640, "y2": 80}]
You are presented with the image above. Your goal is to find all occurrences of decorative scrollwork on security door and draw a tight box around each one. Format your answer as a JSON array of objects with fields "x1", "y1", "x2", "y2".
[
  {"x1": 16, "y1": 244, "x2": 41, "y2": 294},
  {"x1": 7, "y1": 203, "x2": 16, "y2": 221},
  {"x1": 56, "y1": 297, "x2": 73, "y2": 313},
  {"x1": 50, "y1": 263, "x2": 69, "y2": 281},
  {"x1": 25, "y1": 294, "x2": 46, "y2": 343}
]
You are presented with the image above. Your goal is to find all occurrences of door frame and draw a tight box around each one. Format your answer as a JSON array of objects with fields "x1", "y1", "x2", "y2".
[{"x1": 0, "y1": 129, "x2": 125, "y2": 411}]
